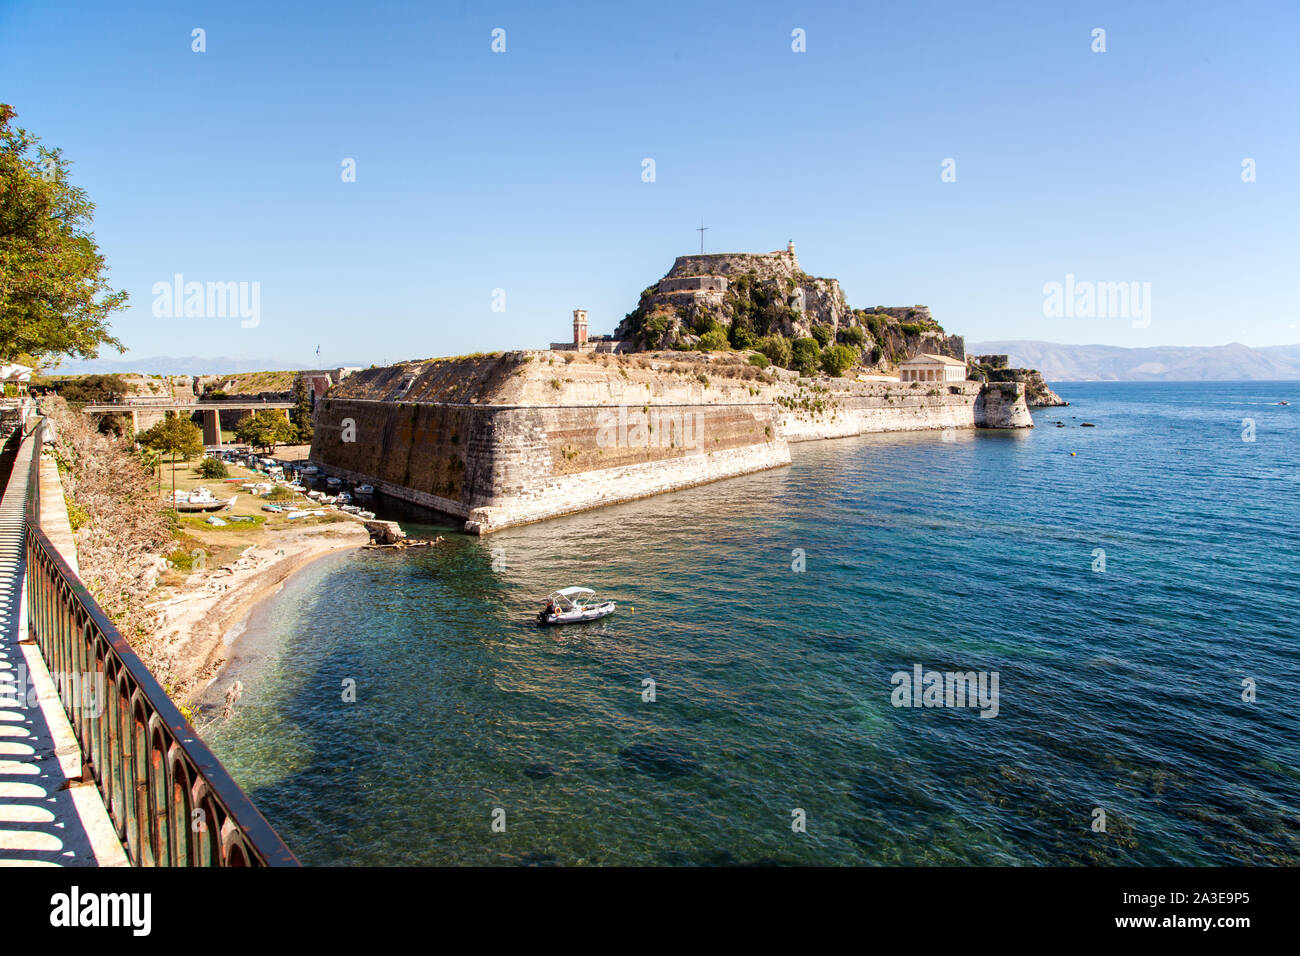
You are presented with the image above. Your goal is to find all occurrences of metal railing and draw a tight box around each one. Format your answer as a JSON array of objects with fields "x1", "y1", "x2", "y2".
[{"x1": 21, "y1": 417, "x2": 297, "y2": 866}]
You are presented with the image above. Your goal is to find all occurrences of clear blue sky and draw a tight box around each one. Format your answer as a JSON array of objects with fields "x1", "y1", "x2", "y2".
[{"x1": 2, "y1": 0, "x2": 1297, "y2": 368}]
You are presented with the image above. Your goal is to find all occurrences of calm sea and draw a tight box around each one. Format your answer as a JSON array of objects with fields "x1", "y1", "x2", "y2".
[{"x1": 204, "y1": 382, "x2": 1300, "y2": 865}]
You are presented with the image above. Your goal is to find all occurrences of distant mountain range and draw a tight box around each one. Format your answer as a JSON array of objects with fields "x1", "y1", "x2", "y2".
[
  {"x1": 968, "y1": 341, "x2": 1300, "y2": 382},
  {"x1": 48, "y1": 355, "x2": 325, "y2": 376},
  {"x1": 47, "y1": 342, "x2": 1300, "y2": 383}
]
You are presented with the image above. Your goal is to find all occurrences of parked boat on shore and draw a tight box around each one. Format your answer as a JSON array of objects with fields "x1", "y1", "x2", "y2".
[{"x1": 173, "y1": 488, "x2": 237, "y2": 513}]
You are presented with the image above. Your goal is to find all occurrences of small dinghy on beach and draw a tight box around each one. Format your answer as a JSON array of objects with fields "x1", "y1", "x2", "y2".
[
  {"x1": 537, "y1": 587, "x2": 616, "y2": 626},
  {"x1": 173, "y1": 488, "x2": 237, "y2": 512}
]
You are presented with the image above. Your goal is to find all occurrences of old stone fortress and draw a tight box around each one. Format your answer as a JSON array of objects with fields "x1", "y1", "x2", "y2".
[
  {"x1": 309, "y1": 242, "x2": 1036, "y2": 533},
  {"x1": 550, "y1": 241, "x2": 973, "y2": 386}
]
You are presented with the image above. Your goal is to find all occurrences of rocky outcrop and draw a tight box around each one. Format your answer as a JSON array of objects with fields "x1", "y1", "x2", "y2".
[
  {"x1": 974, "y1": 382, "x2": 1035, "y2": 427},
  {"x1": 969, "y1": 355, "x2": 1068, "y2": 407},
  {"x1": 1020, "y1": 371, "x2": 1068, "y2": 407},
  {"x1": 364, "y1": 520, "x2": 405, "y2": 544},
  {"x1": 615, "y1": 248, "x2": 965, "y2": 372}
]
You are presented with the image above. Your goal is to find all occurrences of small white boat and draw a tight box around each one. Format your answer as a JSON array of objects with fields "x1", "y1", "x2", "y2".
[
  {"x1": 175, "y1": 492, "x2": 237, "y2": 513},
  {"x1": 537, "y1": 587, "x2": 616, "y2": 626},
  {"x1": 337, "y1": 492, "x2": 353, "y2": 504},
  {"x1": 326, "y1": 477, "x2": 342, "y2": 488},
  {"x1": 357, "y1": 510, "x2": 375, "y2": 520},
  {"x1": 354, "y1": 484, "x2": 375, "y2": 496}
]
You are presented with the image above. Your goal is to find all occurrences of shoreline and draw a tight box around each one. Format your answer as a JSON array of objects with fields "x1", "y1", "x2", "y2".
[{"x1": 148, "y1": 520, "x2": 371, "y2": 704}]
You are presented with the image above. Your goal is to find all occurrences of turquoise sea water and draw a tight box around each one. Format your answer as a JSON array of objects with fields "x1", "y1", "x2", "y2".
[{"x1": 204, "y1": 382, "x2": 1300, "y2": 865}]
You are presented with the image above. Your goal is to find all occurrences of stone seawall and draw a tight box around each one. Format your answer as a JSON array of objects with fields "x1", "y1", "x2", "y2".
[
  {"x1": 310, "y1": 351, "x2": 1030, "y2": 533},
  {"x1": 464, "y1": 439, "x2": 789, "y2": 533},
  {"x1": 311, "y1": 363, "x2": 791, "y2": 532},
  {"x1": 780, "y1": 381, "x2": 977, "y2": 442}
]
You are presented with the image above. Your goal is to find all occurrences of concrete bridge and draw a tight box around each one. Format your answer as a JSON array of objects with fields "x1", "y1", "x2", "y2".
[{"x1": 82, "y1": 402, "x2": 293, "y2": 445}]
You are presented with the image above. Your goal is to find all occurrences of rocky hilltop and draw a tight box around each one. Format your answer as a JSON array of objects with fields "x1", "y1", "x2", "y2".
[{"x1": 615, "y1": 243, "x2": 965, "y2": 373}]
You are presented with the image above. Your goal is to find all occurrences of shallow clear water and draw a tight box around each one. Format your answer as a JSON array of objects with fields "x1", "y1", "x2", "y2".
[{"x1": 205, "y1": 382, "x2": 1300, "y2": 865}]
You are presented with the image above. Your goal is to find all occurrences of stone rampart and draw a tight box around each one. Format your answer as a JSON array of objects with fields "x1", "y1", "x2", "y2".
[{"x1": 310, "y1": 352, "x2": 1029, "y2": 533}]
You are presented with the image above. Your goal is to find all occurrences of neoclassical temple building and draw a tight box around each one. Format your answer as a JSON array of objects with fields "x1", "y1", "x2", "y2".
[{"x1": 899, "y1": 353, "x2": 968, "y2": 383}]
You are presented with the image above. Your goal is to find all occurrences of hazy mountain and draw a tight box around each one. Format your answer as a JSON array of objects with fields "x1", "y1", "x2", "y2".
[
  {"x1": 49, "y1": 343, "x2": 1300, "y2": 382},
  {"x1": 48, "y1": 355, "x2": 325, "y2": 376},
  {"x1": 968, "y1": 341, "x2": 1300, "y2": 382}
]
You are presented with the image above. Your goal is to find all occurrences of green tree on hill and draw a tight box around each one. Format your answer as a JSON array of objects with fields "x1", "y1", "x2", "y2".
[
  {"x1": 756, "y1": 334, "x2": 792, "y2": 369},
  {"x1": 139, "y1": 414, "x2": 204, "y2": 507},
  {"x1": 235, "y1": 408, "x2": 296, "y2": 454},
  {"x1": 837, "y1": 325, "x2": 866, "y2": 348},
  {"x1": 697, "y1": 328, "x2": 730, "y2": 351},
  {"x1": 820, "y1": 344, "x2": 858, "y2": 377},
  {"x1": 0, "y1": 104, "x2": 127, "y2": 363},
  {"x1": 792, "y1": 337, "x2": 821, "y2": 375},
  {"x1": 53, "y1": 373, "x2": 132, "y2": 405}
]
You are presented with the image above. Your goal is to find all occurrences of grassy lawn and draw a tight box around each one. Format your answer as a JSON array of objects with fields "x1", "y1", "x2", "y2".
[{"x1": 154, "y1": 457, "x2": 351, "y2": 585}]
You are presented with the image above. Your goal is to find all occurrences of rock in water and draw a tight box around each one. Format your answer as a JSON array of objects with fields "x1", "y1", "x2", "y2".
[
  {"x1": 364, "y1": 519, "x2": 405, "y2": 544},
  {"x1": 618, "y1": 742, "x2": 701, "y2": 779}
]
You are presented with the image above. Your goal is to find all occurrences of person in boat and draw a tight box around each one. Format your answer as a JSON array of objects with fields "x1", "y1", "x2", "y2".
[{"x1": 544, "y1": 599, "x2": 557, "y2": 618}]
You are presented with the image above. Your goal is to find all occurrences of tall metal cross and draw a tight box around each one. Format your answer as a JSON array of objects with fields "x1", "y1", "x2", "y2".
[{"x1": 696, "y1": 221, "x2": 708, "y2": 254}]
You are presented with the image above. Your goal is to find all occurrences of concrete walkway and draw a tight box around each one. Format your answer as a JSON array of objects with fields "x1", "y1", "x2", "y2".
[{"x1": 0, "y1": 433, "x2": 127, "y2": 867}]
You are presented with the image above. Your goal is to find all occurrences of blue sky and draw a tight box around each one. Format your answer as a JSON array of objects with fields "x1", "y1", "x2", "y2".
[{"x1": 2, "y1": 0, "x2": 1297, "y2": 368}]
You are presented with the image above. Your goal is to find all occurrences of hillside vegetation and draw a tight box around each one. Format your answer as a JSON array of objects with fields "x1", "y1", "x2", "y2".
[{"x1": 620, "y1": 277, "x2": 958, "y2": 377}]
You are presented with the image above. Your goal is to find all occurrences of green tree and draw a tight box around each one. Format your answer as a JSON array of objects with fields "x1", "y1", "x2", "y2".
[
  {"x1": 139, "y1": 414, "x2": 204, "y2": 507},
  {"x1": 197, "y1": 456, "x2": 229, "y2": 479},
  {"x1": 54, "y1": 373, "x2": 132, "y2": 405},
  {"x1": 820, "y1": 344, "x2": 858, "y2": 377},
  {"x1": 755, "y1": 334, "x2": 792, "y2": 369},
  {"x1": 289, "y1": 376, "x2": 314, "y2": 443},
  {"x1": 0, "y1": 104, "x2": 127, "y2": 363},
  {"x1": 810, "y1": 325, "x2": 832, "y2": 348},
  {"x1": 728, "y1": 317, "x2": 755, "y2": 350},
  {"x1": 234, "y1": 408, "x2": 295, "y2": 454},
  {"x1": 792, "y1": 337, "x2": 821, "y2": 375},
  {"x1": 837, "y1": 325, "x2": 866, "y2": 348},
  {"x1": 697, "y1": 328, "x2": 730, "y2": 351},
  {"x1": 691, "y1": 310, "x2": 720, "y2": 336}
]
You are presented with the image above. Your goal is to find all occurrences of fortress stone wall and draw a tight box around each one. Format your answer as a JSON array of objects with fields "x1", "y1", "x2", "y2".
[
  {"x1": 309, "y1": 350, "x2": 1031, "y2": 533},
  {"x1": 667, "y1": 248, "x2": 799, "y2": 279},
  {"x1": 660, "y1": 276, "x2": 728, "y2": 294}
]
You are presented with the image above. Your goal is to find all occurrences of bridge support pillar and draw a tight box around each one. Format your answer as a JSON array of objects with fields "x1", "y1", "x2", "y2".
[
  {"x1": 202, "y1": 409, "x2": 222, "y2": 447},
  {"x1": 130, "y1": 409, "x2": 138, "y2": 436}
]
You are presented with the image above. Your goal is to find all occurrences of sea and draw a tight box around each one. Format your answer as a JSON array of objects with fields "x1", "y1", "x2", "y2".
[{"x1": 203, "y1": 382, "x2": 1300, "y2": 866}]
